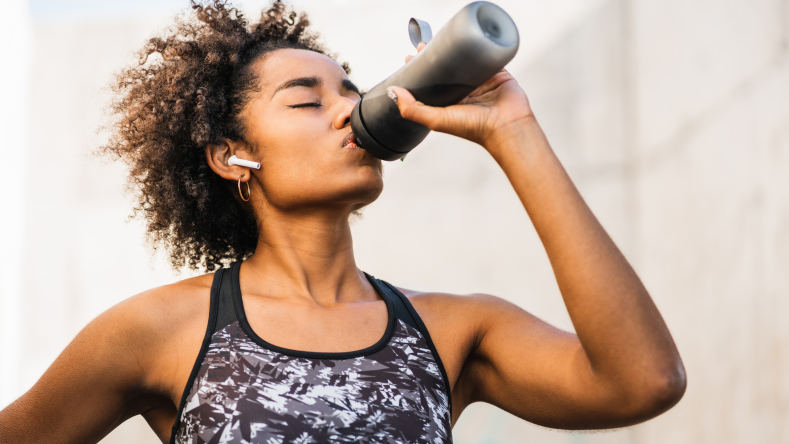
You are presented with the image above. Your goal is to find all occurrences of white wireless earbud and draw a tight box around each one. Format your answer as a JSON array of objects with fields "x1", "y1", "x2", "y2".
[{"x1": 228, "y1": 155, "x2": 261, "y2": 170}]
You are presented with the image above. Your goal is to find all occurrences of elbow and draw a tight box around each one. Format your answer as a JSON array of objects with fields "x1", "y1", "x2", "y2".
[
  {"x1": 621, "y1": 361, "x2": 687, "y2": 422},
  {"x1": 644, "y1": 365, "x2": 687, "y2": 413}
]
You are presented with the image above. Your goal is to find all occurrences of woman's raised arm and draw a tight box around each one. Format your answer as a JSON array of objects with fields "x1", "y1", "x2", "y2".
[{"x1": 388, "y1": 64, "x2": 686, "y2": 429}]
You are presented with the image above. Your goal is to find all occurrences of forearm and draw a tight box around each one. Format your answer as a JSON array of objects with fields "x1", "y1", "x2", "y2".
[{"x1": 486, "y1": 118, "x2": 685, "y2": 396}]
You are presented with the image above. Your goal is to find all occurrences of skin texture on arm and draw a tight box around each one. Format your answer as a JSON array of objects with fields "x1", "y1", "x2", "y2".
[
  {"x1": 0, "y1": 313, "x2": 141, "y2": 444},
  {"x1": 389, "y1": 43, "x2": 686, "y2": 429},
  {"x1": 0, "y1": 276, "x2": 213, "y2": 444}
]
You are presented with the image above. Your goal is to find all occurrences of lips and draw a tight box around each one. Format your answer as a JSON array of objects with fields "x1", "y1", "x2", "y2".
[{"x1": 342, "y1": 132, "x2": 359, "y2": 149}]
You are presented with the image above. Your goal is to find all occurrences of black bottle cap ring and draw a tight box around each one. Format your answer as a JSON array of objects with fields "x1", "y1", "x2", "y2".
[{"x1": 350, "y1": 102, "x2": 407, "y2": 161}]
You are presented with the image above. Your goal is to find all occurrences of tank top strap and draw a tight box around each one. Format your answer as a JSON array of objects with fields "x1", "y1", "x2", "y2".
[
  {"x1": 364, "y1": 273, "x2": 418, "y2": 331},
  {"x1": 212, "y1": 263, "x2": 240, "y2": 334},
  {"x1": 364, "y1": 273, "x2": 451, "y2": 411},
  {"x1": 169, "y1": 265, "x2": 233, "y2": 443}
]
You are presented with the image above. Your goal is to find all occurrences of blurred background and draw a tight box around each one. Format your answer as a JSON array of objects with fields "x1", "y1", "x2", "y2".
[{"x1": 1, "y1": 0, "x2": 788, "y2": 442}]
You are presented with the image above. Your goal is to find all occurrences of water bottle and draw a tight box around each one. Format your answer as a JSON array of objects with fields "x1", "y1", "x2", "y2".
[{"x1": 350, "y1": 1, "x2": 520, "y2": 161}]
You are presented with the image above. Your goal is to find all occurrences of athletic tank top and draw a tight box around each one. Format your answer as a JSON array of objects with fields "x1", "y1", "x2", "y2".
[{"x1": 170, "y1": 262, "x2": 453, "y2": 444}]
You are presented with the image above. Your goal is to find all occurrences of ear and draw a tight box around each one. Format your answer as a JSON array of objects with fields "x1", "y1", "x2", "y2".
[{"x1": 205, "y1": 139, "x2": 257, "y2": 182}]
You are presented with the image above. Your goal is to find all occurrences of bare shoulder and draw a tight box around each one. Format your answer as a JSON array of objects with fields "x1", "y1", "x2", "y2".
[
  {"x1": 395, "y1": 286, "x2": 568, "y2": 351},
  {"x1": 96, "y1": 273, "x2": 214, "y2": 344},
  {"x1": 395, "y1": 286, "x2": 525, "y2": 332},
  {"x1": 74, "y1": 272, "x2": 216, "y2": 399},
  {"x1": 390, "y1": 287, "x2": 532, "y2": 393},
  {"x1": 118, "y1": 273, "x2": 214, "y2": 331},
  {"x1": 118, "y1": 273, "x2": 216, "y2": 393},
  {"x1": 0, "y1": 274, "x2": 217, "y2": 444}
]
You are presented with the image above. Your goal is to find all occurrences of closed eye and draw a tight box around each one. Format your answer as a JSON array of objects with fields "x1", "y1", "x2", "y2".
[{"x1": 288, "y1": 102, "x2": 322, "y2": 108}]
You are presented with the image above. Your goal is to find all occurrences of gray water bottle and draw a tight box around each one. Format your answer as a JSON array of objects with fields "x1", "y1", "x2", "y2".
[{"x1": 351, "y1": 1, "x2": 519, "y2": 161}]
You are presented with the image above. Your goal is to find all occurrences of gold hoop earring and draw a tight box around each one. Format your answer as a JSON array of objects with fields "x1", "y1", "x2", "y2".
[{"x1": 238, "y1": 174, "x2": 251, "y2": 202}]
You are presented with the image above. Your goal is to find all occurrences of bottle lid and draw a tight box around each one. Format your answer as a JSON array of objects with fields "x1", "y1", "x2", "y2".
[{"x1": 408, "y1": 18, "x2": 432, "y2": 48}]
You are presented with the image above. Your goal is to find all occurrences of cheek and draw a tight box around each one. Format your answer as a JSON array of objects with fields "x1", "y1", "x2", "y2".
[
  {"x1": 264, "y1": 114, "x2": 323, "y2": 152},
  {"x1": 249, "y1": 113, "x2": 328, "y2": 181},
  {"x1": 246, "y1": 111, "x2": 382, "y2": 207},
  {"x1": 259, "y1": 155, "x2": 383, "y2": 209}
]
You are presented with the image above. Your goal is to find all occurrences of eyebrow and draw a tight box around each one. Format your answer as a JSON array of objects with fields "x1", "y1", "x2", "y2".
[
  {"x1": 342, "y1": 79, "x2": 361, "y2": 95},
  {"x1": 270, "y1": 76, "x2": 361, "y2": 100}
]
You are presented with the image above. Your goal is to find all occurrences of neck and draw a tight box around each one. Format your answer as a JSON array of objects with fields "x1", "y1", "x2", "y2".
[{"x1": 241, "y1": 205, "x2": 371, "y2": 306}]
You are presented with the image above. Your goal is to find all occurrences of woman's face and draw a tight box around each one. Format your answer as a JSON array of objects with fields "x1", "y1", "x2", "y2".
[{"x1": 240, "y1": 48, "x2": 383, "y2": 214}]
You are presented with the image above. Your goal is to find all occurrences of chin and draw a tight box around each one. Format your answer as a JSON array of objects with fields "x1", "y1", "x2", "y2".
[
  {"x1": 347, "y1": 176, "x2": 384, "y2": 206},
  {"x1": 330, "y1": 171, "x2": 383, "y2": 208}
]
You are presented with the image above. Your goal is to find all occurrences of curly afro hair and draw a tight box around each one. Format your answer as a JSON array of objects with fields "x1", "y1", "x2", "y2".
[{"x1": 101, "y1": 0, "x2": 350, "y2": 272}]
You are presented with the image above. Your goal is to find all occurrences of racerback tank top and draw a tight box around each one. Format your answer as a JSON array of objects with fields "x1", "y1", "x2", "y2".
[{"x1": 170, "y1": 262, "x2": 453, "y2": 444}]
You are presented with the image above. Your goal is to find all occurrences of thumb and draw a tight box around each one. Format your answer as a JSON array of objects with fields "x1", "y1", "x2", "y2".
[{"x1": 387, "y1": 86, "x2": 445, "y2": 130}]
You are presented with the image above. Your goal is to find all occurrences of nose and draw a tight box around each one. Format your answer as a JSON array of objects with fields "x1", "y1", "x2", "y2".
[{"x1": 333, "y1": 95, "x2": 358, "y2": 130}]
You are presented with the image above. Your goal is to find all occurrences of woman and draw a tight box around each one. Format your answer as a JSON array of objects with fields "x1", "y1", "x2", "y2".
[{"x1": 0, "y1": 1, "x2": 686, "y2": 443}]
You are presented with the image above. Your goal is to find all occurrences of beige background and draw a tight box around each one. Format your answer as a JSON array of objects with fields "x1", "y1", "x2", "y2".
[{"x1": 1, "y1": 0, "x2": 788, "y2": 443}]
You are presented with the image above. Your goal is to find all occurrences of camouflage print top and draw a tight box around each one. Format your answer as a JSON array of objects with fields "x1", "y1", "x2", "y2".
[{"x1": 170, "y1": 262, "x2": 453, "y2": 444}]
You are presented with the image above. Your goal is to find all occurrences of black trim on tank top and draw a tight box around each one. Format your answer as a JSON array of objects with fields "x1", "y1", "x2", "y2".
[
  {"x1": 380, "y1": 280, "x2": 453, "y2": 418},
  {"x1": 365, "y1": 272, "x2": 418, "y2": 331},
  {"x1": 229, "y1": 262, "x2": 397, "y2": 360},
  {"x1": 168, "y1": 268, "x2": 224, "y2": 444},
  {"x1": 214, "y1": 267, "x2": 238, "y2": 333}
]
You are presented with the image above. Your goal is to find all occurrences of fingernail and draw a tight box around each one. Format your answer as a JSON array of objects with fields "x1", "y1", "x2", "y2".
[{"x1": 386, "y1": 87, "x2": 398, "y2": 104}]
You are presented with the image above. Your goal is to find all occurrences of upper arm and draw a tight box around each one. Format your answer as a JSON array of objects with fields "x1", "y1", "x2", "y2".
[
  {"x1": 0, "y1": 300, "x2": 150, "y2": 443},
  {"x1": 411, "y1": 292, "x2": 642, "y2": 430},
  {"x1": 0, "y1": 281, "x2": 208, "y2": 444},
  {"x1": 450, "y1": 294, "x2": 650, "y2": 430},
  {"x1": 454, "y1": 295, "x2": 597, "y2": 426}
]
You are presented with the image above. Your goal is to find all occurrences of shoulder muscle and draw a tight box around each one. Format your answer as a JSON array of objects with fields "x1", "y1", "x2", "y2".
[{"x1": 0, "y1": 273, "x2": 214, "y2": 444}]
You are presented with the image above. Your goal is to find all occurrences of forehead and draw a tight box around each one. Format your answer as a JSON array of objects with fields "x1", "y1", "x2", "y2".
[{"x1": 256, "y1": 48, "x2": 348, "y2": 90}]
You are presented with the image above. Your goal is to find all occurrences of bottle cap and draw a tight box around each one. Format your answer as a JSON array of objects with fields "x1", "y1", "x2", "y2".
[{"x1": 408, "y1": 18, "x2": 432, "y2": 48}]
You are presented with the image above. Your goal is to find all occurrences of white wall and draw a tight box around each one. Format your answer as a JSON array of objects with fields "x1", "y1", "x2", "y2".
[
  {"x1": 3, "y1": 0, "x2": 788, "y2": 443},
  {"x1": 0, "y1": 0, "x2": 31, "y2": 409}
]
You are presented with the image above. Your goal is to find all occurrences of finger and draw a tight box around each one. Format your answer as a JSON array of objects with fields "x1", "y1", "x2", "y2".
[
  {"x1": 405, "y1": 42, "x2": 427, "y2": 64},
  {"x1": 387, "y1": 86, "x2": 445, "y2": 130}
]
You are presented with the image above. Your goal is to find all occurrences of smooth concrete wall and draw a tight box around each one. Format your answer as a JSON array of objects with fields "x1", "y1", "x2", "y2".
[
  {"x1": 7, "y1": 0, "x2": 788, "y2": 442},
  {"x1": 0, "y1": 0, "x2": 31, "y2": 410}
]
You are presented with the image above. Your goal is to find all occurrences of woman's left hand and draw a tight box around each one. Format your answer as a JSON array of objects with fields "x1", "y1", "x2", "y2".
[{"x1": 388, "y1": 42, "x2": 534, "y2": 151}]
